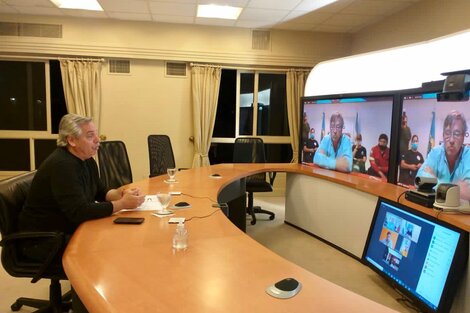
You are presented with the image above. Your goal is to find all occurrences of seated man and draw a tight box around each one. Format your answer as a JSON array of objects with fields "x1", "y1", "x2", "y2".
[
  {"x1": 19, "y1": 113, "x2": 145, "y2": 260},
  {"x1": 367, "y1": 133, "x2": 390, "y2": 180},
  {"x1": 313, "y1": 112, "x2": 352, "y2": 173},
  {"x1": 417, "y1": 110, "x2": 470, "y2": 200}
]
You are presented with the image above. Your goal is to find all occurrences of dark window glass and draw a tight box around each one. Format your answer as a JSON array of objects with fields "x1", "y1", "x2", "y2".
[
  {"x1": 209, "y1": 143, "x2": 292, "y2": 164},
  {"x1": 34, "y1": 139, "x2": 57, "y2": 168},
  {"x1": 257, "y1": 74, "x2": 289, "y2": 136},
  {"x1": 265, "y1": 144, "x2": 292, "y2": 163},
  {"x1": 0, "y1": 61, "x2": 46, "y2": 131},
  {"x1": 50, "y1": 60, "x2": 67, "y2": 134},
  {"x1": 213, "y1": 69, "x2": 236, "y2": 138},
  {"x1": 239, "y1": 73, "x2": 254, "y2": 135},
  {"x1": 0, "y1": 139, "x2": 30, "y2": 170}
]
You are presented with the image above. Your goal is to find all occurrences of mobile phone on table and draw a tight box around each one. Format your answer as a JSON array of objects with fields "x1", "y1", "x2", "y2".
[{"x1": 113, "y1": 217, "x2": 145, "y2": 224}]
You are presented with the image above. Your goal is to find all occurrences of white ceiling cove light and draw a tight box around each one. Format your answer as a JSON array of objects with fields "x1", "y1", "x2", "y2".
[
  {"x1": 197, "y1": 4, "x2": 242, "y2": 20},
  {"x1": 50, "y1": 0, "x2": 103, "y2": 11}
]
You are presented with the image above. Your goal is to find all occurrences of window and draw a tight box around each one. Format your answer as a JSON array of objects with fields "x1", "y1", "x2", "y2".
[
  {"x1": 0, "y1": 59, "x2": 67, "y2": 176},
  {"x1": 210, "y1": 69, "x2": 292, "y2": 164}
]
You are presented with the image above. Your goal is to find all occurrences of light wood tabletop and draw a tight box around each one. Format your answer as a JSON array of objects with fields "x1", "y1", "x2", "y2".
[{"x1": 63, "y1": 163, "x2": 470, "y2": 313}]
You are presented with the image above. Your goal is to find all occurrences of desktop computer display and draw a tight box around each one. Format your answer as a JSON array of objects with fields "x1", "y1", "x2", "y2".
[{"x1": 362, "y1": 198, "x2": 468, "y2": 313}]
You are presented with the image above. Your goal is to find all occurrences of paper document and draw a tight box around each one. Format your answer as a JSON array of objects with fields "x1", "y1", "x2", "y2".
[{"x1": 120, "y1": 195, "x2": 162, "y2": 212}]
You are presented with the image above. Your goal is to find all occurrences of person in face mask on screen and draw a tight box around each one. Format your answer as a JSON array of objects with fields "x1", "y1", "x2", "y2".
[
  {"x1": 302, "y1": 128, "x2": 319, "y2": 163},
  {"x1": 352, "y1": 134, "x2": 367, "y2": 173},
  {"x1": 399, "y1": 135, "x2": 424, "y2": 186},
  {"x1": 367, "y1": 133, "x2": 390, "y2": 180}
]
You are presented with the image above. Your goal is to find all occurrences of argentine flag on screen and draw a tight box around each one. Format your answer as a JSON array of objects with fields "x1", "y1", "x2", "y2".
[
  {"x1": 321, "y1": 112, "x2": 326, "y2": 141},
  {"x1": 427, "y1": 111, "x2": 435, "y2": 156},
  {"x1": 355, "y1": 112, "x2": 361, "y2": 137}
]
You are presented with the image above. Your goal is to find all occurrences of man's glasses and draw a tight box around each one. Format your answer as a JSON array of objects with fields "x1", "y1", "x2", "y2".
[
  {"x1": 443, "y1": 130, "x2": 463, "y2": 139},
  {"x1": 330, "y1": 125, "x2": 343, "y2": 131}
]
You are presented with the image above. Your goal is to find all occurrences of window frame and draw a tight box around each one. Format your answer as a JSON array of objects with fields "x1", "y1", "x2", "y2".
[
  {"x1": 212, "y1": 68, "x2": 290, "y2": 145},
  {"x1": 0, "y1": 58, "x2": 58, "y2": 177}
]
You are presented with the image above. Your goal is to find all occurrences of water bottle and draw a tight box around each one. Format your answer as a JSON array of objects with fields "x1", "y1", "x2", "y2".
[{"x1": 172, "y1": 222, "x2": 188, "y2": 250}]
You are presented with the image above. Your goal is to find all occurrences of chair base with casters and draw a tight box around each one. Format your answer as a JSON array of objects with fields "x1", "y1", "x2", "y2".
[
  {"x1": 10, "y1": 279, "x2": 72, "y2": 312},
  {"x1": 246, "y1": 191, "x2": 275, "y2": 225}
]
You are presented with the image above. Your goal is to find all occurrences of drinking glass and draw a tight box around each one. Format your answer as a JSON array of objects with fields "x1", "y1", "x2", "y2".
[
  {"x1": 156, "y1": 192, "x2": 172, "y2": 214},
  {"x1": 167, "y1": 168, "x2": 177, "y2": 182}
]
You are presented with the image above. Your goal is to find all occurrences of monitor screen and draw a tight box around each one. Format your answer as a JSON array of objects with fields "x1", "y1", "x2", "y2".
[
  {"x1": 363, "y1": 198, "x2": 468, "y2": 313},
  {"x1": 301, "y1": 94, "x2": 394, "y2": 182},
  {"x1": 397, "y1": 92, "x2": 470, "y2": 189}
]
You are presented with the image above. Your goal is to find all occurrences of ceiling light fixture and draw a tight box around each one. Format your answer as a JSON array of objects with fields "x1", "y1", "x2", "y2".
[
  {"x1": 197, "y1": 4, "x2": 242, "y2": 20},
  {"x1": 50, "y1": 0, "x2": 103, "y2": 11}
]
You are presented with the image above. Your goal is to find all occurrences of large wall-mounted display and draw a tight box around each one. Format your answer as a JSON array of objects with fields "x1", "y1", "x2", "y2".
[
  {"x1": 397, "y1": 92, "x2": 470, "y2": 201},
  {"x1": 301, "y1": 94, "x2": 394, "y2": 182}
]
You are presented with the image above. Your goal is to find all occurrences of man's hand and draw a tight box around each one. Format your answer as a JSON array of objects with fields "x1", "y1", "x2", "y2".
[{"x1": 336, "y1": 157, "x2": 350, "y2": 173}]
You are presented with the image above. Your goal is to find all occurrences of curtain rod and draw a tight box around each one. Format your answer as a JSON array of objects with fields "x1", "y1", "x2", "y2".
[
  {"x1": 190, "y1": 62, "x2": 311, "y2": 72},
  {"x1": 0, "y1": 55, "x2": 105, "y2": 62}
]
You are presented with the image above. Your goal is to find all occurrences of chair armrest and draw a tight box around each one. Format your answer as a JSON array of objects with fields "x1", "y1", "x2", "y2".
[
  {"x1": 0, "y1": 231, "x2": 65, "y2": 283},
  {"x1": 0, "y1": 231, "x2": 63, "y2": 245}
]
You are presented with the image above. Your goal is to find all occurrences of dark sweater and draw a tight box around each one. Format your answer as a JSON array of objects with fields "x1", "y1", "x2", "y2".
[{"x1": 19, "y1": 147, "x2": 113, "y2": 235}]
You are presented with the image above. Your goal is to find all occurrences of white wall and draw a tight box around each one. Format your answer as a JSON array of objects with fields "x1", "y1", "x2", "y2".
[{"x1": 352, "y1": 0, "x2": 470, "y2": 54}]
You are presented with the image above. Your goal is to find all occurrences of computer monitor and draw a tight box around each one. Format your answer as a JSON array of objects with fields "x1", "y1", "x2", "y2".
[
  {"x1": 300, "y1": 93, "x2": 394, "y2": 181},
  {"x1": 397, "y1": 90, "x2": 470, "y2": 188},
  {"x1": 363, "y1": 198, "x2": 468, "y2": 313}
]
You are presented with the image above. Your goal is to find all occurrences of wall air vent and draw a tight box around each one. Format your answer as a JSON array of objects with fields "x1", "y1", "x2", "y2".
[
  {"x1": 252, "y1": 30, "x2": 271, "y2": 50},
  {"x1": 0, "y1": 22, "x2": 62, "y2": 38},
  {"x1": 109, "y1": 59, "x2": 131, "y2": 74},
  {"x1": 166, "y1": 62, "x2": 187, "y2": 77}
]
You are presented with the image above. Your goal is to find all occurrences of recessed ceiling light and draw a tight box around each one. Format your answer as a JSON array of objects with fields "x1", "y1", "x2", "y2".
[
  {"x1": 50, "y1": 0, "x2": 103, "y2": 11},
  {"x1": 197, "y1": 4, "x2": 242, "y2": 20}
]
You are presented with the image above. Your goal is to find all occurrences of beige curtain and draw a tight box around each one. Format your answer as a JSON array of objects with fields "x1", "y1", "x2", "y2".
[
  {"x1": 191, "y1": 65, "x2": 222, "y2": 168},
  {"x1": 286, "y1": 69, "x2": 311, "y2": 163},
  {"x1": 59, "y1": 59, "x2": 103, "y2": 129}
]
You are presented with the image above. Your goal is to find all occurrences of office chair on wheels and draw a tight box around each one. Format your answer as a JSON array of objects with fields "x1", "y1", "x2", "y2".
[
  {"x1": 0, "y1": 171, "x2": 72, "y2": 313},
  {"x1": 147, "y1": 135, "x2": 177, "y2": 178},
  {"x1": 98, "y1": 140, "x2": 133, "y2": 189},
  {"x1": 233, "y1": 137, "x2": 276, "y2": 225}
]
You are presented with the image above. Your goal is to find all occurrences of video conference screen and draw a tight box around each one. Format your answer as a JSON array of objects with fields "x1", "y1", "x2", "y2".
[
  {"x1": 397, "y1": 92, "x2": 470, "y2": 195},
  {"x1": 301, "y1": 95, "x2": 393, "y2": 181},
  {"x1": 363, "y1": 198, "x2": 468, "y2": 313}
]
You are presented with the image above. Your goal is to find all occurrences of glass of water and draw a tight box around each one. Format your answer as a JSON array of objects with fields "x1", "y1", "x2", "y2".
[
  {"x1": 167, "y1": 168, "x2": 177, "y2": 182},
  {"x1": 156, "y1": 192, "x2": 172, "y2": 214}
]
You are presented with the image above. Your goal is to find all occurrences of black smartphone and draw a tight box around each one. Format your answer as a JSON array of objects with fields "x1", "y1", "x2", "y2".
[{"x1": 113, "y1": 217, "x2": 145, "y2": 224}]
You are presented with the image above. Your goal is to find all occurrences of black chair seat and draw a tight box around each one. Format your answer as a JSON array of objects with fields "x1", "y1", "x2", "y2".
[{"x1": 246, "y1": 180, "x2": 273, "y2": 192}]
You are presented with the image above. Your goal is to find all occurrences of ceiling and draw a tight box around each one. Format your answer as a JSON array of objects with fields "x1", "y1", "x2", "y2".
[{"x1": 0, "y1": 0, "x2": 421, "y2": 33}]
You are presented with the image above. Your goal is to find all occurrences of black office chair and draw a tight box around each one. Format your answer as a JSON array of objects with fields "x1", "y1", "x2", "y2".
[
  {"x1": 147, "y1": 135, "x2": 177, "y2": 178},
  {"x1": 0, "y1": 171, "x2": 72, "y2": 312},
  {"x1": 233, "y1": 137, "x2": 276, "y2": 225},
  {"x1": 98, "y1": 140, "x2": 133, "y2": 189}
]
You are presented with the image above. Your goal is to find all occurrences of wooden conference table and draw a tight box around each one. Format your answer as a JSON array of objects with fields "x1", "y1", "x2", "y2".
[{"x1": 63, "y1": 163, "x2": 470, "y2": 313}]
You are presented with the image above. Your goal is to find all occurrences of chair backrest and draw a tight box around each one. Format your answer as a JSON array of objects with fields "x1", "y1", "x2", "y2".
[
  {"x1": 233, "y1": 137, "x2": 267, "y2": 182},
  {"x1": 0, "y1": 171, "x2": 35, "y2": 237},
  {"x1": 98, "y1": 140, "x2": 133, "y2": 189},
  {"x1": 233, "y1": 137, "x2": 267, "y2": 163},
  {"x1": 148, "y1": 135, "x2": 176, "y2": 178}
]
